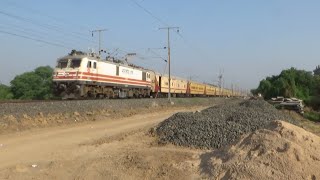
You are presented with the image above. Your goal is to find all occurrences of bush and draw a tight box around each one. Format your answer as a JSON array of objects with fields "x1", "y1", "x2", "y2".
[
  {"x1": 10, "y1": 66, "x2": 53, "y2": 100},
  {"x1": 0, "y1": 84, "x2": 13, "y2": 100},
  {"x1": 252, "y1": 67, "x2": 317, "y2": 101}
]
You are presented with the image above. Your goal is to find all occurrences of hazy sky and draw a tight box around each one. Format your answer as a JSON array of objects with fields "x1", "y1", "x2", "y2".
[{"x1": 0, "y1": 0, "x2": 320, "y2": 90}]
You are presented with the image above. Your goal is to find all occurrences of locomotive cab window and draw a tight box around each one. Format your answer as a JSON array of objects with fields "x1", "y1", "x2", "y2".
[
  {"x1": 70, "y1": 59, "x2": 82, "y2": 68},
  {"x1": 57, "y1": 59, "x2": 68, "y2": 69},
  {"x1": 93, "y1": 62, "x2": 97, "y2": 69},
  {"x1": 87, "y1": 61, "x2": 92, "y2": 68}
]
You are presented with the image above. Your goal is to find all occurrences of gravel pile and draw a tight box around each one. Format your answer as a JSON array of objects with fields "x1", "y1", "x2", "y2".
[{"x1": 156, "y1": 99, "x2": 296, "y2": 149}]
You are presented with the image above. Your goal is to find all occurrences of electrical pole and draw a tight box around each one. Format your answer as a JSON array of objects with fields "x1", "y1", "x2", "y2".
[
  {"x1": 231, "y1": 83, "x2": 234, "y2": 96},
  {"x1": 91, "y1": 29, "x2": 107, "y2": 56},
  {"x1": 218, "y1": 69, "x2": 223, "y2": 97},
  {"x1": 159, "y1": 26, "x2": 179, "y2": 101}
]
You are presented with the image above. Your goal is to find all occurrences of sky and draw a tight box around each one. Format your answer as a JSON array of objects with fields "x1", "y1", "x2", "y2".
[{"x1": 0, "y1": 0, "x2": 320, "y2": 91}]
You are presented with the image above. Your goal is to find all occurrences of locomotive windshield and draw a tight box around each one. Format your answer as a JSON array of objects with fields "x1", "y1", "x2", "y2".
[
  {"x1": 70, "y1": 59, "x2": 82, "y2": 68},
  {"x1": 56, "y1": 58, "x2": 82, "y2": 68},
  {"x1": 57, "y1": 59, "x2": 68, "y2": 68}
]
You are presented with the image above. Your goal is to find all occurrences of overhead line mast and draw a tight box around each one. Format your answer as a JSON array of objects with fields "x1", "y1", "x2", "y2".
[
  {"x1": 91, "y1": 29, "x2": 108, "y2": 56},
  {"x1": 159, "y1": 27, "x2": 179, "y2": 101}
]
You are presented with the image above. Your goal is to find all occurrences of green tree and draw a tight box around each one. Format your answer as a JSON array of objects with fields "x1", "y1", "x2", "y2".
[
  {"x1": 10, "y1": 66, "x2": 53, "y2": 100},
  {"x1": 0, "y1": 84, "x2": 13, "y2": 100},
  {"x1": 253, "y1": 67, "x2": 315, "y2": 100}
]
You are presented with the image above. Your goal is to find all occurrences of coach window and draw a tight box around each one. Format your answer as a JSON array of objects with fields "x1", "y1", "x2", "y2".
[
  {"x1": 93, "y1": 62, "x2": 97, "y2": 69},
  {"x1": 87, "y1": 61, "x2": 92, "y2": 68}
]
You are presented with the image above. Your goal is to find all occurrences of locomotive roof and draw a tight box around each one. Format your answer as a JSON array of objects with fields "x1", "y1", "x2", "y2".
[{"x1": 57, "y1": 54, "x2": 151, "y2": 72}]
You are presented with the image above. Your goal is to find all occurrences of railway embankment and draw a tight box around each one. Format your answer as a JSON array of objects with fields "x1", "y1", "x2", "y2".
[{"x1": 0, "y1": 97, "x2": 235, "y2": 134}]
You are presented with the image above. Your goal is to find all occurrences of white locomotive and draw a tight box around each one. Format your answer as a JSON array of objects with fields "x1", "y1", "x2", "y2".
[
  {"x1": 53, "y1": 50, "x2": 153, "y2": 99},
  {"x1": 53, "y1": 50, "x2": 242, "y2": 99}
]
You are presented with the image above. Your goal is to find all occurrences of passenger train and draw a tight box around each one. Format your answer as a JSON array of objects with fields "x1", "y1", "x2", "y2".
[{"x1": 52, "y1": 50, "x2": 242, "y2": 99}]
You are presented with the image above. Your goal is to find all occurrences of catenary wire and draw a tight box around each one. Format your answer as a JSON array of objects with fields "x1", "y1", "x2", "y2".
[{"x1": 0, "y1": 29, "x2": 73, "y2": 49}]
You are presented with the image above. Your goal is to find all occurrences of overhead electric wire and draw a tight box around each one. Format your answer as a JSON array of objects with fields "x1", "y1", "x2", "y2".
[
  {"x1": 147, "y1": 48, "x2": 167, "y2": 62},
  {"x1": 0, "y1": 24, "x2": 45, "y2": 40},
  {"x1": 0, "y1": 22, "x2": 80, "y2": 47},
  {"x1": 0, "y1": 29, "x2": 73, "y2": 49},
  {"x1": 130, "y1": 0, "x2": 169, "y2": 26},
  {"x1": 129, "y1": 0, "x2": 184, "y2": 39},
  {"x1": 130, "y1": 0, "x2": 221, "y2": 85},
  {"x1": 0, "y1": 10, "x2": 96, "y2": 44},
  {"x1": 0, "y1": 25, "x2": 78, "y2": 49},
  {"x1": 0, "y1": 21, "x2": 48, "y2": 37},
  {"x1": 0, "y1": 20, "x2": 89, "y2": 48},
  {"x1": 2, "y1": 0, "x2": 92, "y2": 35},
  {"x1": 116, "y1": 48, "x2": 160, "y2": 69},
  {"x1": 128, "y1": 0, "x2": 181, "y2": 75}
]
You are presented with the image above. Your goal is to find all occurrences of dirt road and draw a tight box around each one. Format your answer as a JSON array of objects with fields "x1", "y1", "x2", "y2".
[{"x1": 0, "y1": 107, "x2": 205, "y2": 180}]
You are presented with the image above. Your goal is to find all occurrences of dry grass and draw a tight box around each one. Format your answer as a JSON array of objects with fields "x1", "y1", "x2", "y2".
[{"x1": 283, "y1": 110, "x2": 320, "y2": 135}]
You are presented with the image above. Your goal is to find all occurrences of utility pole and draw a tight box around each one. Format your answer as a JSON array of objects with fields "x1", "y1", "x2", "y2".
[
  {"x1": 159, "y1": 26, "x2": 179, "y2": 101},
  {"x1": 91, "y1": 29, "x2": 107, "y2": 56},
  {"x1": 218, "y1": 69, "x2": 223, "y2": 97},
  {"x1": 231, "y1": 83, "x2": 234, "y2": 96}
]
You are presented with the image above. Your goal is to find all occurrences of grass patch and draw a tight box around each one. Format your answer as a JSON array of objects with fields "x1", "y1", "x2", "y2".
[
  {"x1": 304, "y1": 111, "x2": 320, "y2": 122},
  {"x1": 284, "y1": 110, "x2": 320, "y2": 136}
]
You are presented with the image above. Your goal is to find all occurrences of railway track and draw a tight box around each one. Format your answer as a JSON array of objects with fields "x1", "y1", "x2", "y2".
[
  {"x1": 0, "y1": 99, "x2": 74, "y2": 104},
  {"x1": 0, "y1": 96, "x2": 231, "y2": 105},
  {"x1": 0, "y1": 97, "x2": 163, "y2": 104}
]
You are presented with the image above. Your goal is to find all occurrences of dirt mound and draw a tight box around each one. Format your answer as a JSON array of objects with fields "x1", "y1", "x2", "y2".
[
  {"x1": 156, "y1": 100, "x2": 295, "y2": 149},
  {"x1": 201, "y1": 120, "x2": 320, "y2": 180}
]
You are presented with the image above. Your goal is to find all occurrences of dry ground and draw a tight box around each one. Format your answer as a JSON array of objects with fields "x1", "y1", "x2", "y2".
[
  {"x1": 284, "y1": 110, "x2": 320, "y2": 135},
  {"x1": 0, "y1": 106, "x2": 207, "y2": 180},
  {"x1": 1, "y1": 105, "x2": 320, "y2": 180}
]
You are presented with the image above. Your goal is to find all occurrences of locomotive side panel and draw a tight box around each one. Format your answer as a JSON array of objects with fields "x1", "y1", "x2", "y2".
[{"x1": 96, "y1": 60, "x2": 117, "y2": 77}]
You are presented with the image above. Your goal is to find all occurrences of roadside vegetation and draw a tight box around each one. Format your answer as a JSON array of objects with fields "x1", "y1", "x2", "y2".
[
  {"x1": 0, "y1": 84, "x2": 13, "y2": 100},
  {"x1": 304, "y1": 111, "x2": 320, "y2": 122},
  {"x1": 0, "y1": 66, "x2": 53, "y2": 100},
  {"x1": 252, "y1": 68, "x2": 315, "y2": 100},
  {"x1": 252, "y1": 67, "x2": 320, "y2": 123}
]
